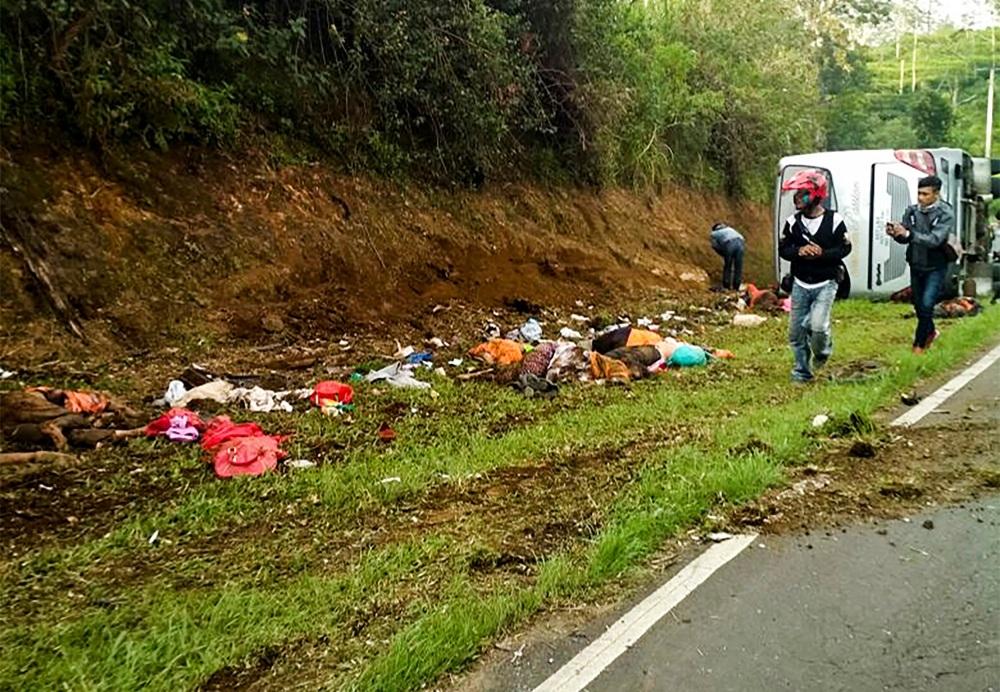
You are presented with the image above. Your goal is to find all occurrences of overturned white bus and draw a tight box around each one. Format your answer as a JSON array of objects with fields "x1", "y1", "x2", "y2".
[{"x1": 774, "y1": 148, "x2": 1000, "y2": 298}]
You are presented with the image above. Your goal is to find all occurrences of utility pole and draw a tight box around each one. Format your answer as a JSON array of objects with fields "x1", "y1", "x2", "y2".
[
  {"x1": 897, "y1": 34, "x2": 904, "y2": 94},
  {"x1": 987, "y1": 67, "x2": 995, "y2": 157},
  {"x1": 987, "y1": 26, "x2": 996, "y2": 158}
]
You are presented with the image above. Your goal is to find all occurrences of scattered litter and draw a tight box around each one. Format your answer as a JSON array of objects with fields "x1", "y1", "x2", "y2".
[
  {"x1": 812, "y1": 414, "x2": 829, "y2": 428},
  {"x1": 377, "y1": 422, "x2": 397, "y2": 442},
  {"x1": 560, "y1": 327, "x2": 583, "y2": 340},
  {"x1": 338, "y1": 339, "x2": 350, "y2": 347},
  {"x1": 433, "y1": 367, "x2": 447, "y2": 378},
  {"x1": 732, "y1": 314, "x2": 767, "y2": 327},
  {"x1": 447, "y1": 358, "x2": 464, "y2": 367},
  {"x1": 707, "y1": 532, "x2": 733, "y2": 542},
  {"x1": 366, "y1": 363, "x2": 431, "y2": 389},
  {"x1": 232, "y1": 385, "x2": 310, "y2": 413},
  {"x1": 0, "y1": 369, "x2": 15, "y2": 379},
  {"x1": 922, "y1": 519, "x2": 934, "y2": 530},
  {"x1": 309, "y1": 381, "x2": 354, "y2": 415},
  {"x1": 158, "y1": 380, "x2": 188, "y2": 407},
  {"x1": 426, "y1": 337, "x2": 446, "y2": 348},
  {"x1": 394, "y1": 342, "x2": 415, "y2": 359},
  {"x1": 286, "y1": 459, "x2": 316, "y2": 469},
  {"x1": 900, "y1": 391, "x2": 921, "y2": 406},
  {"x1": 148, "y1": 530, "x2": 160, "y2": 545},
  {"x1": 518, "y1": 318, "x2": 543, "y2": 343},
  {"x1": 380, "y1": 476, "x2": 402, "y2": 484},
  {"x1": 778, "y1": 474, "x2": 832, "y2": 499},
  {"x1": 405, "y1": 351, "x2": 434, "y2": 366},
  {"x1": 637, "y1": 317, "x2": 653, "y2": 327},
  {"x1": 570, "y1": 313, "x2": 589, "y2": 323},
  {"x1": 173, "y1": 380, "x2": 235, "y2": 408}
]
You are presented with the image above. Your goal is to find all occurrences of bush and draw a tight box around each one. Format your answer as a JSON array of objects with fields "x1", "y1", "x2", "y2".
[{"x1": 1, "y1": 0, "x2": 822, "y2": 195}]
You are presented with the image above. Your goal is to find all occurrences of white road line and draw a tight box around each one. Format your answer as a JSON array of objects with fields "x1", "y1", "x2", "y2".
[
  {"x1": 891, "y1": 343, "x2": 1000, "y2": 427},
  {"x1": 532, "y1": 534, "x2": 757, "y2": 692}
]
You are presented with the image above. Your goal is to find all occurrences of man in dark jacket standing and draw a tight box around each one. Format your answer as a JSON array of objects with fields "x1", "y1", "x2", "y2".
[
  {"x1": 887, "y1": 175, "x2": 955, "y2": 354},
  {"x1": 709, "y1": 222, "x2": 746, "y2": 290},
  {"x1": 778, "y1": 170, "x2": 852, "y2": 382}
]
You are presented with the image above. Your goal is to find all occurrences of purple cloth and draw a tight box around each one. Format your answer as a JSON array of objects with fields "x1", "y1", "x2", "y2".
[{"x1": 166, "y1": 415, "x2": 200, "y2": 442}]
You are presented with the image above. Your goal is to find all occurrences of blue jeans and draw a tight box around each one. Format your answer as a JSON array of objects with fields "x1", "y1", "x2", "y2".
[
  {"x1": 722, "y1": 239, "x2": 745, "y2": 290},
  {"x1": 789, "y1": 281, "x2": 837, "y2": 381},
  {"x1": 910, "y1": 266, "x2": 947, "y2": 347}
]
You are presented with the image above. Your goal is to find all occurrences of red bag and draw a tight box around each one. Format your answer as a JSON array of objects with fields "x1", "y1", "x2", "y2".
[{"x1": 309, "y1": 381, "x2": 354, "y2": 407}]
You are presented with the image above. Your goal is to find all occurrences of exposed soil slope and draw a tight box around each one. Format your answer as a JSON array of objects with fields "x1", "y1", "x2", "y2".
[{"x1": 0, "y1": 145, "x2": 772, "y2": 363}]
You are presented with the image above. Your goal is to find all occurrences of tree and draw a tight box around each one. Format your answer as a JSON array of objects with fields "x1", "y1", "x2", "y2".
[{"x1": 911, "y1": 88, "x2": 954, "y2": 145}]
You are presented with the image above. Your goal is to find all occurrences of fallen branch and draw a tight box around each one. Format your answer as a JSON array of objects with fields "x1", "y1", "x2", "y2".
[{"x1": 0, "y1": 451, "x2": 78, "y2": 466}]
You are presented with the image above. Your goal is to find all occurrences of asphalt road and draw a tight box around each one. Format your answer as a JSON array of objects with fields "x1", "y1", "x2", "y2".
[
  {"x1": 587, "y1": 500, "x2": 999, "y2": 692},
  {"x1": 472, "y1": 346, "x2": 1000, "y2": 692}
]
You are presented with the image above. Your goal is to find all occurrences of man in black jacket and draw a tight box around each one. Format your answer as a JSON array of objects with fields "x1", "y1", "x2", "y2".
[
  {"x1": 887, "y1": 175, "x2": 955, "y2": 354},
  {"x1": 778, "y1": 170, "x2": 852, "y2": 382}
]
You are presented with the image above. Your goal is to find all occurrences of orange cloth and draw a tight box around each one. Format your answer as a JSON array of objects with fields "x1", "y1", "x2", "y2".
[
  {"x1": 468, "y1": 339, "x2": 524, "y2": 366},
  {"x1": 747, "y1": 283, "x2": 781, "y2": 311},
  {"x1": 589, "y1": 352, "x2": 631, "y2": 381},
  {"x1": 25, "y1": 387, "x2": 110, "y2": 415},
  {"x1": 711, "y1": 348, "x2": 736, "y2": 359},
  {"x1": 625, "y1": 329, "x2": 663, "y2": 347}
]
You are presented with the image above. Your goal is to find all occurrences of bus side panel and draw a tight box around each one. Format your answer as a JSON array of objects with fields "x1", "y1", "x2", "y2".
[{"x1": 869, "y1": 162, "x2": 922, "y2": 295}]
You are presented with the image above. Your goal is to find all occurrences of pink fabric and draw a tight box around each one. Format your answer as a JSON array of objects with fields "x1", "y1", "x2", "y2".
[
  {"x1": 212, "y1": 435, "x2": 286, "y2": 478},
  {"x1": 145, "y1": 408, "x2": 205, "y2": 441}
]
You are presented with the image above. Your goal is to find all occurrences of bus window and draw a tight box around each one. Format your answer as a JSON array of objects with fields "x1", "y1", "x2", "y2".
[{"x1": 777, "y1": 166, "x2": 837, "y2": 225}]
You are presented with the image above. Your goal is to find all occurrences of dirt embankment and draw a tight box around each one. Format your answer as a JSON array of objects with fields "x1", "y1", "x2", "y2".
[{"x1": 0, "y1": 145, "x2": 773, "y2": 363}]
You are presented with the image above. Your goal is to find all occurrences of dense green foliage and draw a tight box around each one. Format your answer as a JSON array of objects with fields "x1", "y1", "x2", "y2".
[
  {"x1": 825, "y1": 27, "x2": 997, "y2": 154},
  {"x1": 0, "y1": 0, "x2": 821, "y2": 195}
]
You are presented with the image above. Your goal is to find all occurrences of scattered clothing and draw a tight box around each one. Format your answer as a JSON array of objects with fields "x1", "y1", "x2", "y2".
[
  {"x1": 211, "y1": 435, "x2": 286, "y2": 478},
  {"x1": 510, "y1": 373, "x2": 560, "y2": 398},
  {"x1": 404, "y1": 351, "x2": 434, "y2": 366},
  {"x1": 519, "y1": 341, "x2": 558, "y2": 379},
  {"x1": 667, "y1": 344, "x2": 708, "y2": 368},
  {"x1": 934, "y1": 297, "x2": 981, "y2": 318},
  {"x1": 365, "y1": 362, "x2": 431, "y2": 389},
  {"x1": 545, "y1": 342, "x2": 588, "y2": 383},
  {"x1": 592, "y1": 326, "x2": 662, "y2": 355},
  {"x1": 200, "y1": 416, "x2": 266, "y2": 451},
  {"x1": 173, "y1": 380, "x2": 236, "y2": 408},
  {"x1": 232, "y1": 386, "x2": 311, "y2": 413},
  {"x1": 145, "y1": 408, "x2": 206, "y2": 442},
  {"x1": 468, "y1": 339, "x2": 525, "y2": 366},
  {"x1": 26, "y1": 387, "x2": 110, "y2": 415},
  {"x1": 604, "y1": 346, "x2": 663, "y2": 379},
  {"x1": 589, "y1": 352, "x2": 632, "y2": 382}
]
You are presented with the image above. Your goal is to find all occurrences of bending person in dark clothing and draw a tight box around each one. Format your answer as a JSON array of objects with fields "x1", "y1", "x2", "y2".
[{"x1": 710, "y1": 222, "x2": 746, "y2": 290}]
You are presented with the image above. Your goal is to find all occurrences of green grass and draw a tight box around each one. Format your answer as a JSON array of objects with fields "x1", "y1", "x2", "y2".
[{"x1": 2, "y1": 300, "x2": 998, "y2": 691}]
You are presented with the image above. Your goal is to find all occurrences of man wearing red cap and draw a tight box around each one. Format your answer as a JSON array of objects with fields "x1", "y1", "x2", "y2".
[{"x1": 778, "y1": 170, "x2": 852, "y2": 383}]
